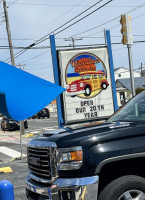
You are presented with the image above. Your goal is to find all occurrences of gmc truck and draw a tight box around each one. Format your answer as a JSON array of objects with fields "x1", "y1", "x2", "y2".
[{"x1": 26, "y1": 91, "x2": 145, "y2": 200}]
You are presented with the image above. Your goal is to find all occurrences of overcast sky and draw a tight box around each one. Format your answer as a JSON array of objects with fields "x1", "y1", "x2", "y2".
[{"x1": 0, "y1": 0, "x2": 145, "y2": 82}]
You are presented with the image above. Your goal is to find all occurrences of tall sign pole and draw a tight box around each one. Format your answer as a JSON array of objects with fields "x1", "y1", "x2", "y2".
[
  {"x1": 127, "y1": 44, "x2": 135, "y2": 97},
  {"x1": 50, "y1": 35, "x2": 64, "y2": 128},
  {"x1": 105, "y1": 30, "x2": 118, "y2": 112},
  {"x1": 120, "y1": 14, "x2": 135, "y2": 97},
  {"x1": 3, "y1": 0, "x2": 24, "y2": 159}
]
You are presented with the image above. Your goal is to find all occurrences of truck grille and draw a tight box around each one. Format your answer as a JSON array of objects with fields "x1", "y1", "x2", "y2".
[
  {"x1": 28, "y1": 146, "x2": 57, "y2": 181},
  {"x1": 70, "y1": 84, "x2": 77, "y2": 91}
]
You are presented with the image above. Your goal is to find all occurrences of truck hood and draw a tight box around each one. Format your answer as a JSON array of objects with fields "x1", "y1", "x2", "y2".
[
  {"x1": 29, "y1": 121, "x2": 143, "y2": 148},
  {"x1": 69, "y1": 79, "x2": 86, "y2": 85}
]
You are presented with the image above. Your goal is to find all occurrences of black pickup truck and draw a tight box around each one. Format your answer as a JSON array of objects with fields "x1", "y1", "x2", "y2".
[{"x1": 26, "y1": 91, "x2": 145, "y2": 200}]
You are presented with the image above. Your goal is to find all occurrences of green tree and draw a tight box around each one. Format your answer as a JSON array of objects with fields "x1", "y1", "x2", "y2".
[{"x1": 136, "y1": 87, "x2": 145, "y2": 95}]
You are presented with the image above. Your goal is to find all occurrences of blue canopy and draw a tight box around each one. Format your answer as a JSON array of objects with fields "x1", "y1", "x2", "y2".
[{"x1": 0, "y1": 61, "x2": 65, "y2": 121}]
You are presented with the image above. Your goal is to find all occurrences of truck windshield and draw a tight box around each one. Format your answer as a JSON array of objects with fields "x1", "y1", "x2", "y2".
[
  {"x1": 108, "y1": 92, "x2": 145, "y2": 123},
  {"x1": 81, "y1": 75, "x2": 91, "y2": 79}
]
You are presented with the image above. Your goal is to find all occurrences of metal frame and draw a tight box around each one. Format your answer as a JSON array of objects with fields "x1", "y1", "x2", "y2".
[
  {"x1": 50, "y1": 32, "x2": 118, "y2": 128},
  {"x1": 105, "y1": 30, "x2": 118, "y2": 111},
  {"x1": 50, "y1": 35, "x2": 64, "y2": 128}
]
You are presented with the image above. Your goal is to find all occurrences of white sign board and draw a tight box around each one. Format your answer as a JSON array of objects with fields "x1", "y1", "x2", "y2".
[{"x1": 58, "y1": 47, "x2": 114, "y2": 124}]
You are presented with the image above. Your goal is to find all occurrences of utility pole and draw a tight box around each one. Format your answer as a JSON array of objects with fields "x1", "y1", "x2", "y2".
[
  {"x1": 65, "y1": 37, "x2": 82, "y2": 48},
  {"x1": 141, "y1": 62, "x2": 143, "y2": 76},
  {"x1": 3, "y1": 0, "x2": 24, "y2": 160},
  {"x1": 127, "y1": 44, "x2": 135, "y2": 97},
  {"x1": 16, "y1": 63, "x2": 26, "y2": 70},
  {"x1": 3, "y1": 0, "x2": 15, "y2": 66}
]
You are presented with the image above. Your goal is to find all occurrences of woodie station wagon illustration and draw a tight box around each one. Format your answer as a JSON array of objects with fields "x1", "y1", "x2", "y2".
[{"x1": 66, "y1": 71, "x2": 109, "y2": 97}]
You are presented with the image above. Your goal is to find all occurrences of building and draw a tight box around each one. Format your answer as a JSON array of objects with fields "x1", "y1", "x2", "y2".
[
  {"x1": 114, "y1": 67, "x2": 140, "y2": 81},
  {"x1": 116, "y1": 77, "x2": 145, "y2": 107},
  {"x1": 47, "y1": 100, "x2": 57, "y2": 113}
]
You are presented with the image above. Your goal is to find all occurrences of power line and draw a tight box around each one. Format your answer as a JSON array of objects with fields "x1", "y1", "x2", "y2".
[
  {"x1": 0, "y1": 37, "x2": 37, "y2": 41},
  {"x1": 32, "y1": 0, "x2": 105, "y2": 46},
  {"x1": 80, "y1": 10, "x2": 145, "y2": 39},
  {"x1": 4, "y1": 1, "x2": 145, "y2": 63},
  {"x1": 1, "y1": 39, "x2": 145, "y2": 50},
  {"x1": 19, "y1": 40, "x2": 64, "y2": 65},
  {"x1": 38, "y1": 0, "x2": 113, "y2": 45},
  {"x1": 4, "y1": 0, "x2": 111, "y2": 62},
  {"x1": 19, "y1": 0, "x2": 85, "y2": 46},
  {"x1": 7, "y1": 2, "x2": 90, "y2": 7},
  {"x1": 20, "y1": 49, "x2": 50, "y2": 64},
  {"x1": 4, "y1": 0, "x2": 87, "y2": 62},
  {"x1": 25, "y1": 66, "x2": 52, "y2": 70},
  {"x1": 4, "y1": 1, "x2": 79, "y2": 62},
  {"x1": 72, "y1": 2, "x2": 145, "y2": 38},
  {"x1": 7, "y1": 0, "x2": 19, "y2": 7},
  {"x1": 6, "y1": 2, "x2": 145, "y2": 8}
]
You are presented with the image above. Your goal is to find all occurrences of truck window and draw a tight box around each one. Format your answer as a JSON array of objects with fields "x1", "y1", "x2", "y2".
[
  {"x1": 81, "y1": 75, "x2": 85, "y2": 79},
  {"x1": 108, "y1": 92, "x2": 145, "y2": 123},
  {"x1": 85, "y1": 75, "x2": 91, "y2": 79}
]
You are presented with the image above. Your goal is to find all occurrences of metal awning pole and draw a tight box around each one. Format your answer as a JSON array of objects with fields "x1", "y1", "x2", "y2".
[{"x1": 20, "y1": 120, "x2": 24, "y2": 160}]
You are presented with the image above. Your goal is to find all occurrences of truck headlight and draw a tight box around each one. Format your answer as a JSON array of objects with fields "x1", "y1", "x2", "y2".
[
  {"x1": 80, "y1": 83, "x2": 83, "y2": 87},
  {"x1": 57, "y1": 146, "x2": 83, "y2": 170}
]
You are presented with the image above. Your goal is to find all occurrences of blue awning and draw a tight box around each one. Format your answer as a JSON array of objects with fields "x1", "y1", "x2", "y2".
[{"x1": 0, "y1": 61, "x2": 65, "y2": 121}]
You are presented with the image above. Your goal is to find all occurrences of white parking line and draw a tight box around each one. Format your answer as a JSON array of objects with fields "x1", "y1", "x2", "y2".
[
  {"x1": 0, "y1": 146, "x2": 26, "y2": 158},
  {"x1": 25, "y1": 126, "x2": 58, "y2": 133}
]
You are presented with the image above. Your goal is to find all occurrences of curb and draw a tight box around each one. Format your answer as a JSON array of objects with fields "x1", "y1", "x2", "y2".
[
  {"x1": 10, "y1": 155, "x2": 27, "y2": 162},
  {"x1": 24, "y1": 133, "x2": 34, "y2": 138},
  {"x1": 0, "y1": 167, "x2": 13, "y2": 173}
]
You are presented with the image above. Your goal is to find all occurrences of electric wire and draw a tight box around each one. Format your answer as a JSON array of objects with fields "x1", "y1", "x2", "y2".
[
  {"x1": 4, "y1": 1, "x2": 145, "y2": 65},
  {"x1": 4, "y1": 0, "x2": 86, "y2": 62},
  {"x1": 6, "y1": 2, "x2": 145, "y2": 8},
  {"x1": 71, "y1": 2, "x2": 145, "y2": 38},
  {"x1": 2, "y1": 40, "x2": 145, "y2": 50},
  {"x1": 20, "y1": 0, "x2": 85, "y2": 45},
  {"x1": 25, "y1": 66, "x2": 52, "y2": 70},
  {"x1": 7, "y1": 0, "x2": 19, "y2": 8},
  {"x1": 4, "y1": 0, "x2": 112, "y2": 62},
  {"x1": 30, "y1": 0, "x2": 105, "y2": 46},
  {"x1": 19, "y1": 39, "x2": 64, "y2": 65},
  {"x1": 37, "y1": 0, "x2": 113, "y2": 45}
]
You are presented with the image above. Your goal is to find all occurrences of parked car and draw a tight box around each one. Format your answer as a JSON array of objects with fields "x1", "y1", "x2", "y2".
[
  {"x1": 1, "y1": 116, "x2": 28, "y2": 131},
  {"x1": 32, "y1": 108, "x2": 50, "y2": 119}
]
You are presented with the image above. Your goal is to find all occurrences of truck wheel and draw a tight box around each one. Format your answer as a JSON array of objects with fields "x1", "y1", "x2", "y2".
[
  {"x1": 98, "y1": 175, "x2": 145, "y2": 200},
  {"x1": 101, "y1": 82, "x2": 107, "y2": 90},
  {"x1": 84, "y1": 85, "x2": 91, "y2": 96}
]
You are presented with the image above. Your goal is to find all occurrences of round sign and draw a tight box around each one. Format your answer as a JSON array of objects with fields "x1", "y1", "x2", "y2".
[{"x1": 65, "y1": 53, "x2": 108, "y2": 99}]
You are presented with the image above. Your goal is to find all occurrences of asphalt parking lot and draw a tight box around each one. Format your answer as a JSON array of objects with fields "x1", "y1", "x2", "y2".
[
  {"x1": 0, "y1": 114, "x2": 58, "y2": 200},
  {"x1": 0, "y1": 155, "x2": 28, "y2": 200}
]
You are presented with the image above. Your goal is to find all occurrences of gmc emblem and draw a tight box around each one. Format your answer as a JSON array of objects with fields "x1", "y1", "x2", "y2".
[{"x1": 29, "y1": 157, "x2": 40, "y2": 166}]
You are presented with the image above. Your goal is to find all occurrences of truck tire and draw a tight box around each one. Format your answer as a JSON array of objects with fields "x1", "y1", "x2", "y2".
[
  {"x1": 98, "y1": 175, "x2": 145, "y2": 200},
  {"x1": 101, "y1": 82, "x2": 107, "y2": 90},
  {"x1": 84, "y1": 85, "x2": 91, "y2": 96}
]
